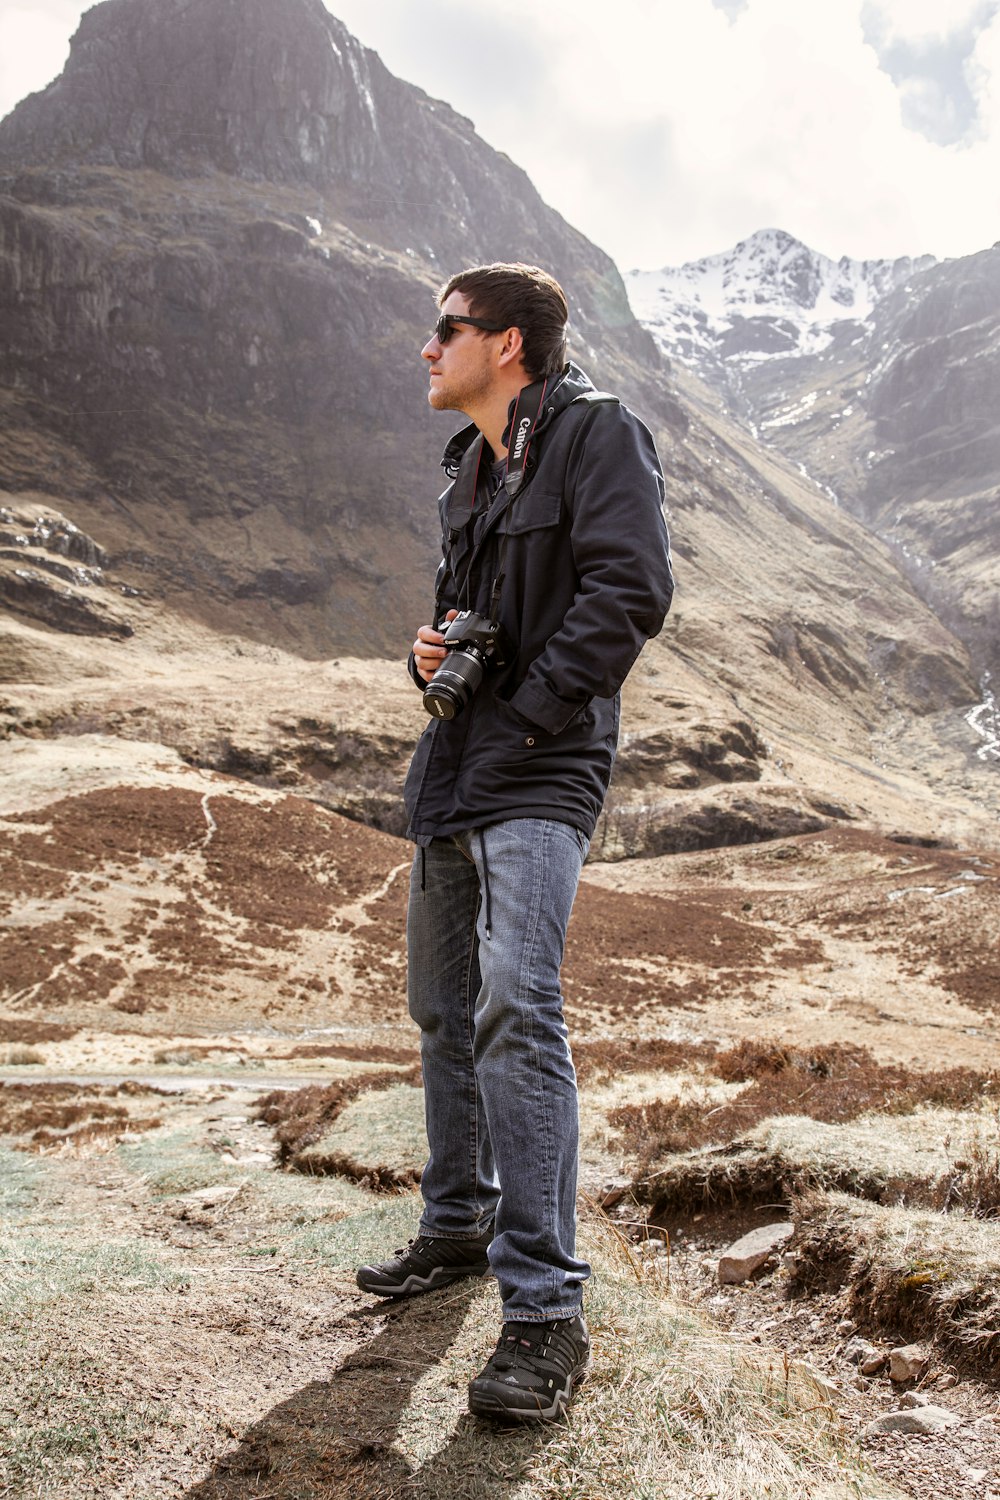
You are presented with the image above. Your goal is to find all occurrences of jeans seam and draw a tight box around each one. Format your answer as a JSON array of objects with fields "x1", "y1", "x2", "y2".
[
  {"x1": 520, "y1": 820, "x2": 557, "y2": 1303},
  {"x1": 462, "y1": 863, "x2": 485, "y2": 1225}
]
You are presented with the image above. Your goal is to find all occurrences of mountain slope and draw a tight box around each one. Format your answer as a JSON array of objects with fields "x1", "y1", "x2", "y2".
[
  {"x1": 0, "y1": 0, "x2": 671, "y2": 663},
  {"x1": 0, "y1": 0, "x2": 993, "y2": 849}
]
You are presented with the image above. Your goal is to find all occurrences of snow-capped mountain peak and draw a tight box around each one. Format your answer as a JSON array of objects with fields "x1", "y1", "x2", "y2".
[{"x1": 627, "y1": 228, "x2": 935, "y2": 367}]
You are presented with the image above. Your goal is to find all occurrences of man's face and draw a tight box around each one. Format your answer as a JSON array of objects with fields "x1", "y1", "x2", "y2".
[{"x1": 421, "y1": 291, "x2": 499, "y2": 415}]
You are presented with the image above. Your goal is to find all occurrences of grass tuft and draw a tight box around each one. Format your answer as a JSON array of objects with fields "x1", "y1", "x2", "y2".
[
  {"x1": 255, "y1": 1065, "x2": 423, "y2": 1174},
  {"x1": 3, "y1": 1044, "x2": 46, "y2": 1065},
  {"x1": 0, "y1": 1145, "x2": 41, "y2": 1219},
  {"x1": 117, "y1": 1127, "x2": 246, "y2": 1195}
]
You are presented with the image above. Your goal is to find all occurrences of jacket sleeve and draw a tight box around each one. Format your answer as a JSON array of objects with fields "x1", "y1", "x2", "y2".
[{"x1": 509, "y1": 404, "x2": 674, "y2": 734}]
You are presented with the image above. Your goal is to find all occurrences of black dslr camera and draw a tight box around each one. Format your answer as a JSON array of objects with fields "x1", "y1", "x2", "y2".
[{"x1": 422, "y1": 611, "x2": 513, "y2": 720}]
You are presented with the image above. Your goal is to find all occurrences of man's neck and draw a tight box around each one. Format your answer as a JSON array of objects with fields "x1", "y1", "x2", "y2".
[{"x1": 472, "y1": 378, "x2": 532, "y2": 461}]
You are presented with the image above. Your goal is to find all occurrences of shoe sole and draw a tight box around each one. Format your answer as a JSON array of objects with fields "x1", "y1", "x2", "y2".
[
  {"x1": 356, "y1": 1261, "x2": 490, "y2": 1298},
  {"x1": 468, "y1": 1359, "x2": 590, "y2": 1423}
]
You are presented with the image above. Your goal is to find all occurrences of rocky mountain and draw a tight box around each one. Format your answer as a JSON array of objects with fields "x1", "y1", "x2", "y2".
[
  {"x1": 627, "y1": 229, "x2": 933, "y2": 371},
  {"x1": 0, "y1": 0, "x2": 668, "y2": 667},
  {"x1": 628, "y1": 234, "x2": 1000, "y2": 679},
  {"x1": 0, "y1": 0, "x2": 994, "y2": 856}
]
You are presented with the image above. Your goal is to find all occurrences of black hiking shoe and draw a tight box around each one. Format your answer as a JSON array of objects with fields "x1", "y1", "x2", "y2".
[
  {"x1": 468, "y1": 1313, "x2": 590, "y2": 1422},
  {"x1": 356, "y1": 1228, "x2": 493, "y2": 1298}
]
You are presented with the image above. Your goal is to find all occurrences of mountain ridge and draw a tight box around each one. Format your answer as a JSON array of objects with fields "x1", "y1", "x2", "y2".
[
  {"x1": 628, "y1": 227, "x2": 1000, "y2": 679},
  {"x1": 627, "y1": 227, "x2": 936, "y2": 368}
]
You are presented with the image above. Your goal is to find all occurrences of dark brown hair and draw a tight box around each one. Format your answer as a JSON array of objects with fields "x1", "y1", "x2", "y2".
[{"x1": 438, "y1": 262, "x2": 569, "y2": 379}]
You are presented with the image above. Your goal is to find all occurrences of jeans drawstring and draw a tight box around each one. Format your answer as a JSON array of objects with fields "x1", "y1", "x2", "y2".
[{"x1": 479, "y1": 828, "x2": 493, "y2": 940}]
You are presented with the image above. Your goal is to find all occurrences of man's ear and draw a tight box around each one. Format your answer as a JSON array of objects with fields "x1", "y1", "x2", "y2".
[{"x1": 496, "y1": 326, "x2": 525, "y2": 369}]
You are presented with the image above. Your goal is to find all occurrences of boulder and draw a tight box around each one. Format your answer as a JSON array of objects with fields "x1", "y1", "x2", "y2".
[
  {"x1": 844, "y1": 1336, "x2": 881, "y2": 1367},
  {"x1": 889, "y1": 1344, "x2": 930, "y2": 1383},
  {"x1": 865, "y1": 1405, "x2": 960, "y2": 1437},
  {"x1": 717, "y1": 1222, "x2": 794, "y2": 1285}
]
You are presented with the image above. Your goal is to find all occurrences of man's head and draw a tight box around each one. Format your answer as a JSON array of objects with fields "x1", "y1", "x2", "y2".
[{"x1": 437, "y1": 263, "x2": 568, "y2": 380}]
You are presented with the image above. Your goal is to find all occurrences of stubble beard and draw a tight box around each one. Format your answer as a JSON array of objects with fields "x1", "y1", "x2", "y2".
[{"x1": 427, "y1": 353, "x2": 494, "y2": 416}]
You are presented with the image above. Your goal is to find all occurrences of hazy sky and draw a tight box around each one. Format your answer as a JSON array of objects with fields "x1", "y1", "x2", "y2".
[{"x1": 2, "y1": 0, "x2": 999, "y2": 269}]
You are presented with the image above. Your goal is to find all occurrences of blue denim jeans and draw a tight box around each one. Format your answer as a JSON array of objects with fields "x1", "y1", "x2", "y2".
[{"x1": 407, "y1": 817, "x2": 592, "y2": 1322}]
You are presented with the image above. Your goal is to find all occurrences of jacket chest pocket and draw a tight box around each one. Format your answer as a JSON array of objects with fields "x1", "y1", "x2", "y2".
[{"x1": 503, "y1": 489, "x2": 563, "y2": 535}]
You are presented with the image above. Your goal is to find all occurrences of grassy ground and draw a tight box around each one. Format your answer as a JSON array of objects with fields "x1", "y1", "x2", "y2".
[{"x1": 0, "y1": 1065, "x2": 953, "y2": 1500}]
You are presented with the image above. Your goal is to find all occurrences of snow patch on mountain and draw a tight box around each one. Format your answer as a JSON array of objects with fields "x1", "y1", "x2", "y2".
[{"x1": 627, "y1": 228, "x2": 934, "y2": 367}]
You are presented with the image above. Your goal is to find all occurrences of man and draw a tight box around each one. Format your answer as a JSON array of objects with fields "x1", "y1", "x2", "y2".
[{"x1": 357, "y1": 263, "x2": 673, "y2": 1421}]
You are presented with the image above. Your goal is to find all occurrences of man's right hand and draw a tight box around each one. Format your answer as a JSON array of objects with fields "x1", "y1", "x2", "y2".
[{"x1": 412, "y1": 608, "x2": 458, "y2": 683}]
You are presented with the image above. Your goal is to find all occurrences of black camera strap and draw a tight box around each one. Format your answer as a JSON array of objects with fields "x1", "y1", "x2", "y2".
[
  {"x1": 443, "y1": 376, "x2": 549, "y2": 621},
  {"x1": 503, "y1": 376, "x2": 548, "y2": 499},
  {"x1": 446, "y1": 434, "x2": 486, "y2": 550},
  {"x1": 488, "y1": 375, "x2": 548, "y2": 619}
]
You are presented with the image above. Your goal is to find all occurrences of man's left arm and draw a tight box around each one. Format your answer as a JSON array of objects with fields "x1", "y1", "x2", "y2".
[{"x1": 509, "y1": 405, "x2": 674, "y2": 735}]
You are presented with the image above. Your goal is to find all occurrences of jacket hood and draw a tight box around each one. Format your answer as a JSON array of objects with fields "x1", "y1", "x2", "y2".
[{"x1": 441, "y1": 362, "x2": 597, "y2": 477}]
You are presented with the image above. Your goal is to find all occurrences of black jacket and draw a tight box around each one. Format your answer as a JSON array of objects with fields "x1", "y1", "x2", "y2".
[{"x1": 404, "y1": 362, "x2": 674, "y2": 844}]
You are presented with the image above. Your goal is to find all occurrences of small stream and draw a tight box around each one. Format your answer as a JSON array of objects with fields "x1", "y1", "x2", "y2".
[{"x1": 966, "y1": 673, "x2": 1000, "y2": 762}]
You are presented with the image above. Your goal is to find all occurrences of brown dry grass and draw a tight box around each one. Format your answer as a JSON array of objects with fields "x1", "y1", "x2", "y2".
[
  {"x1": 609, "y1": 1041, "x2": 999, "y2": 1173},
  {"x1": 573, "y1": 1035, "x2": 715, "y2": 1084},
  {"x1": 932, "y1": 1125, "x2": 1000, "y2": 1218},
  {"x1": 0, "y1": 1080, "x2": 166, "y2": 1152},
  {"x1": 0, "y1": 1019, "x2": 77, "y2": 1043}
]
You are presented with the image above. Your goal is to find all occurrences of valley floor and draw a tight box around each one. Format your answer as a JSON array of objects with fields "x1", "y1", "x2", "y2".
[
  {"x1": 2, "y1": 1059, "x2": 999, "y2": 1499},
  {"x1": 3, "y1": 729, "x2": 1000, "y2": 1497}
]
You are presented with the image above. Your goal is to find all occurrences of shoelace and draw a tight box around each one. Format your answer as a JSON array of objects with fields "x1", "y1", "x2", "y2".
[{"x1": 490, "y1": 1324, "x2": 550, "y2": 1372}]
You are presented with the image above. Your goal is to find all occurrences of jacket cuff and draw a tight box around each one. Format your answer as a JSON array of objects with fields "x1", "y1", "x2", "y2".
[{"x1": 510, "y1": 680, "x2": 581, "y2": 736}]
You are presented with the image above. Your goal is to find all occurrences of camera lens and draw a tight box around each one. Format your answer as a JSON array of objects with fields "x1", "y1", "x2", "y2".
[{"x1": 422, "y1": 649, "x2": 485, "y2": 720}]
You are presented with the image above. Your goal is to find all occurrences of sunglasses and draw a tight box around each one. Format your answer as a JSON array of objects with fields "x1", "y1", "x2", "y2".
[{"x1": 434, "y1": 313, "x2": 507, "y2": 344}]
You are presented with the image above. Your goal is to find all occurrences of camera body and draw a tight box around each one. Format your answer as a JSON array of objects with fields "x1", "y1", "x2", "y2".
[{"x1": 422, "y1": 610, "x2": 513, "y2": 720}]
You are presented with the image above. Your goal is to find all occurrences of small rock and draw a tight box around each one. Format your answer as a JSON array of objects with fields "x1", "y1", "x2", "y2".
[
  {"x1": 899, "y1": 1391, "x2": 930, "y2": 1408},
  {"x1": 836, "y1": 1318, "x2": 857, "y2": 1336},
  {"x1": 860, "y1": 1351, "x2": 889, "y2": 1376},
  {"x1": 780, "y1": 1251, "x2": 799, "y2": 1271},
  {"x1": 717, "y1": 1222, "x2": 794, "y2": 1285},
  {"x1": 177, "y1": 1186, "x2": 226, "y2": 1205},
  {"x1": 936, "y1": 1372, "x2": 958, "y2": 1390},
  {"x1": 889, "y1": 1343, "x2": 929, "y2": 1382},
  {"x1": 844, "y1": 1337, "x2": 880, "y2": 1366},
  {"x1": 598, "y1": 1177, "x2": 631, "y2": 1210},
  {"x1": 865, "y1": 1405, "x2": 961, "y2": 1437}
]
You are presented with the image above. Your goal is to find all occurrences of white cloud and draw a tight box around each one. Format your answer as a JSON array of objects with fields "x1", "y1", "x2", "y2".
[{"x1": 865, "y1": 0, "x2": 998, "y2": 46}]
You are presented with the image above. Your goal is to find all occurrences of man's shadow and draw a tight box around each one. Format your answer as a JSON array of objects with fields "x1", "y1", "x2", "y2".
[{"x1": 183, "y1": 1281, "x2": 560, "y2": 1499}]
